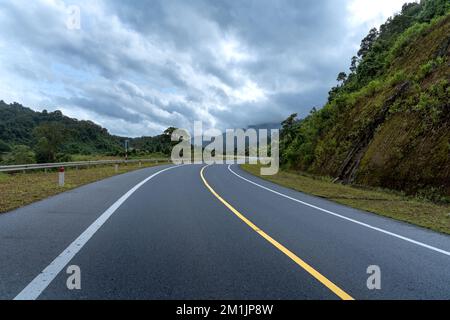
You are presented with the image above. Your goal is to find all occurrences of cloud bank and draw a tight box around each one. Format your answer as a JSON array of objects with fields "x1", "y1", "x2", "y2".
[{"x1": 0, "y1": 0, "x2": 410, "y2": 136}]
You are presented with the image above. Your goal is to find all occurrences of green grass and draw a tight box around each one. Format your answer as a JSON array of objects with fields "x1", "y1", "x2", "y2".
[
  {"x1": 241, "y1": 164, "x2": 450, "y2": 235},
  {"x1": 70, "y1": 153, "x2": 168, "y2": 161},
  {"x1": 70, "y1": 154, "x2": 121, "y2": 161},
  {"x1": 0, "y1": 162, "x2": 168, "y2": 214}
]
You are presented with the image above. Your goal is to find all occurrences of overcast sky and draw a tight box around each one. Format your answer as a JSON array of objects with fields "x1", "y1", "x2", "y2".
[{"x1": 0, "y1": 0, "x2": 413, "y2": 137}]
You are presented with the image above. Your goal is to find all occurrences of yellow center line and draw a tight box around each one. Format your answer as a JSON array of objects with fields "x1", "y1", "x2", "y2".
[{"x1": 200, "y1": 165, "x2": 354, "y2": 301}]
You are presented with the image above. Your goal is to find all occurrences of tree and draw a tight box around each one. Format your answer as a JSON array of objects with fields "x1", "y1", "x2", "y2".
[
  {"x1": 33, "y1": 122, "x2": 67, "y2": 163},
  {"x1": 350, "y1": 56, "x2": 359, "y2": 73},
  {"x1": 281, "y1": 113, "x2": 298, "y2": 147},
  {"x1": 164, "y1": 127, "x2": 181, "y2": 151},
  {"x1": 164, "y1": 127, "x2": 177, "y2": 136},
  {"x1": 337, "y1": 72, "x2": 347, "y2": 84},
  {"x1": 281, "y1": 113, "x2": 298, "y2": 133},
  {"x1": 418, "y1": 0, "x2": 449, "y2": 22},
  {"x1": 35, "y1": 137, "x2": 54, "y2": 163},
  {"x1": 358, "y1": 28, "x2": 379, "y2": 58}
]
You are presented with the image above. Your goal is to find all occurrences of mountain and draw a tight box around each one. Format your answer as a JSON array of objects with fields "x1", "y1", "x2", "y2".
[
  {"x1": 280, "y1": 0, "x2": 450, "y2": 198},
  {"x1": 0, "y1": 100, "x2": 124, "y2": 155},
  {"x1": 0, "y1": 100, "x2": 172, "y2": 162}
]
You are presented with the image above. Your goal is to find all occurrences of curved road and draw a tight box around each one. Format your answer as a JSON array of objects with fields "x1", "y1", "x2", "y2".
[{"x1": 0, "y1": 164, "x2": 449, "y2": 299}]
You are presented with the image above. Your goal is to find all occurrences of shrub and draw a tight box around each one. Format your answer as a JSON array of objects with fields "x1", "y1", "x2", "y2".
[
  {"x1": 388, "y1": 22, "x2": 429, "y2": 64},
  {"x1": 388, "y1": 70, "x2": 408, "y2": 87},
  {"x1": 2, "y1": 145, "x2": 35, "y2": 165},
  {"x1": 416, "y1": 57, "x2": 446, "y2": 80},
  {"x1": 55, "y1": 153, "x2": 73, "y2": 163}
]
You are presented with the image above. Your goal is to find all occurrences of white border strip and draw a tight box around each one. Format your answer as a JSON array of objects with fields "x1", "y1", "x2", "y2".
[
  {"x1": 228, "y1": 165, "x2": 450, "y2": 257},
  {"x1": 14, "y1": 165, "x2": 184, "y2": 300}
]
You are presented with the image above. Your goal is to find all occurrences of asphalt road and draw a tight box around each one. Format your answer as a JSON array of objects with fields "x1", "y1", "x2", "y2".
[{"x1": 0, "y1": 164, "x2": 449, "y2": 300}]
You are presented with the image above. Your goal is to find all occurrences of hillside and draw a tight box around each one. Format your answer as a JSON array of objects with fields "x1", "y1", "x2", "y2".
[
  {"x1": 0, "y1": 100, "x2": 125, "y2": 155},
  {"x1": 0, "y1": 101, "x2": 172, "y2": 163},
  {"x1": 280, "y1": 0, "x2": 450, "y2": 198}
]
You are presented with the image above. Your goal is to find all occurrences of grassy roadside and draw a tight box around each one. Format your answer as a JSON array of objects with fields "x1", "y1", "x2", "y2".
[
  {"x1": 0, "y1": 161, "x2": 168, "y2": 214},
  {"x1": 241, "y1": 164, "x2": 450, "y2": 235}
]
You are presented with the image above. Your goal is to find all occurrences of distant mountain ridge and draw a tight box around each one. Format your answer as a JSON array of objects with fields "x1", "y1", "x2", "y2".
[
  {"x1": 0, "y1": 100, "x2": 282, "y2": 161},
  {"x1": 0, "y1": 100, "x2": 172, "y2": 158}
]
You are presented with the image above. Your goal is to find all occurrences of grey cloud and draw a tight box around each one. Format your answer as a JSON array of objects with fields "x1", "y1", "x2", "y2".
[
  {"x1": 0, "y1": 0, "x2": 375, "y2": 136},
  {"x1": 57, "y1": 96, "x2": 142, "y2": 124}
]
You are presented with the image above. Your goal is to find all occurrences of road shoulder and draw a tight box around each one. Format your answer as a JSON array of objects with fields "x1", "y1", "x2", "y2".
[{"x1": 240, "y1": 164, "x2": 450, "y2": 235}]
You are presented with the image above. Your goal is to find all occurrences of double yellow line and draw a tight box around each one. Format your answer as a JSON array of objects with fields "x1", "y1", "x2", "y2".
[{"x1": 200, "y1": 166, "x2": 354, "y2": 300}]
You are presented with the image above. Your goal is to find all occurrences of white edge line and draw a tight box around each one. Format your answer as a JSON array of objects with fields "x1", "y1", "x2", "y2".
[
  {"x1": 227, "y1": 165, "x2": 450, "y2": 257},
  {"x1": 14, "y1": 164, "x2": 184, "y2": 300}
]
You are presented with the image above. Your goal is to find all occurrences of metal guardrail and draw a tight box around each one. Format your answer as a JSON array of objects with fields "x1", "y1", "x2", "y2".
[
  {"x1": 0, "y1": 156, "x2": 271, "y2": 173},
  {"x1": 0, "y1": 158, "x2": 169, "y2": 173}
]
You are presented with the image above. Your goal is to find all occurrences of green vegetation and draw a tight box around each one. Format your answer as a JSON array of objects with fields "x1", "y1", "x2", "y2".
[
  {"x1": 0, "y1": 162, "x2": 168, "y2": 214},
  {"x1": 280, "y1": 0, "x2": 450, "y2": 197},
  {"x1": 0, "y1": 101, "x2": 175, "y2": 164},
  {"x1": 131, "y1": 127, "x2": 178, "y2": 155},
  {"x1": 1, "y1": 145, "x2": 35, "y2": 165},
  {"x1": 241, "y1": 164, "x2": 450, "y2": 234},
  {"x1": 69, "y1": 152, "x2": 168, "y2": 162}
]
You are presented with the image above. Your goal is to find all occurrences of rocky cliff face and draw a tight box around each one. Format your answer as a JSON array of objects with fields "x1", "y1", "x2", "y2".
[
  {"x1": 318, "y1": 15, "x2": 449, "y2": 195},
  {"x1": 281, "y1": 7, "x2": 450, "y2": 198}
]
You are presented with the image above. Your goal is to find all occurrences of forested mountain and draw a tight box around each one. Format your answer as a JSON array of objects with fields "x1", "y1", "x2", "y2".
[
  {"x1": 0, "y1": 101, "x2": 172, "y2": 163},
  {"x1": 0, "y1": 100, "x2": 124, "y2": 154},
  {"x1": 280, "y1": 0, "x2": 450, "y2": 197}
]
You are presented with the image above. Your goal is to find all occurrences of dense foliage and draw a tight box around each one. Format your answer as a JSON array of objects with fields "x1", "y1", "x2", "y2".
[
  {"x1": 280, "y1": 0, "x2": 450, "y2": 197},
  {"x1": 0, "y1": 101, "x2": 173, "y2": 164},
  {"x1": 130, "y1": 127, "x2": 177, "y2": 155}
]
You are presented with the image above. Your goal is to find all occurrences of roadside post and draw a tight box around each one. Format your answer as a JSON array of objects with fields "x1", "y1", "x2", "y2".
[
  {"x1": 125, "y1": 140, "x2": 129, "y2": 165},
  {"x1": 115, "y1": 164, "x2": 119, "y2": 173},
  {"x1": 59, "y1": 167, "x2": 65, "y2": 187}
]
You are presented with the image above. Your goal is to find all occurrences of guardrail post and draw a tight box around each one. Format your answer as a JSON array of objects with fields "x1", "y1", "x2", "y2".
[{"x1": 59, "y1": 167, "x2": 65, "y2": 187}]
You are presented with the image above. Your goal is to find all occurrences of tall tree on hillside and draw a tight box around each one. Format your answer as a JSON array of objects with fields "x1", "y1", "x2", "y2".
[
  {"x1": 164, "y1": 127, "x2": 180, "y2": 153},
  {"x1": 350, "y1": 56, "x2": 359, "y2": 73},
  {"x1": 33, "y1": 122, "x2": 67, "y2": 163},
  {"x1": 164, "y1": 126, "x2": 180, "y2": 143},
  {"x1": 281, "y1": 113, "x2": 298, "y2": 144},
  {"x1": 358, "y1": 28, "x2": 379, "y2": 59},
  {"x1": 337, "y1": 72, "x2": 348, "y2": 84},
  {"x1": 164, "y1": 127, "x2": 178, "y2": 136}
]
